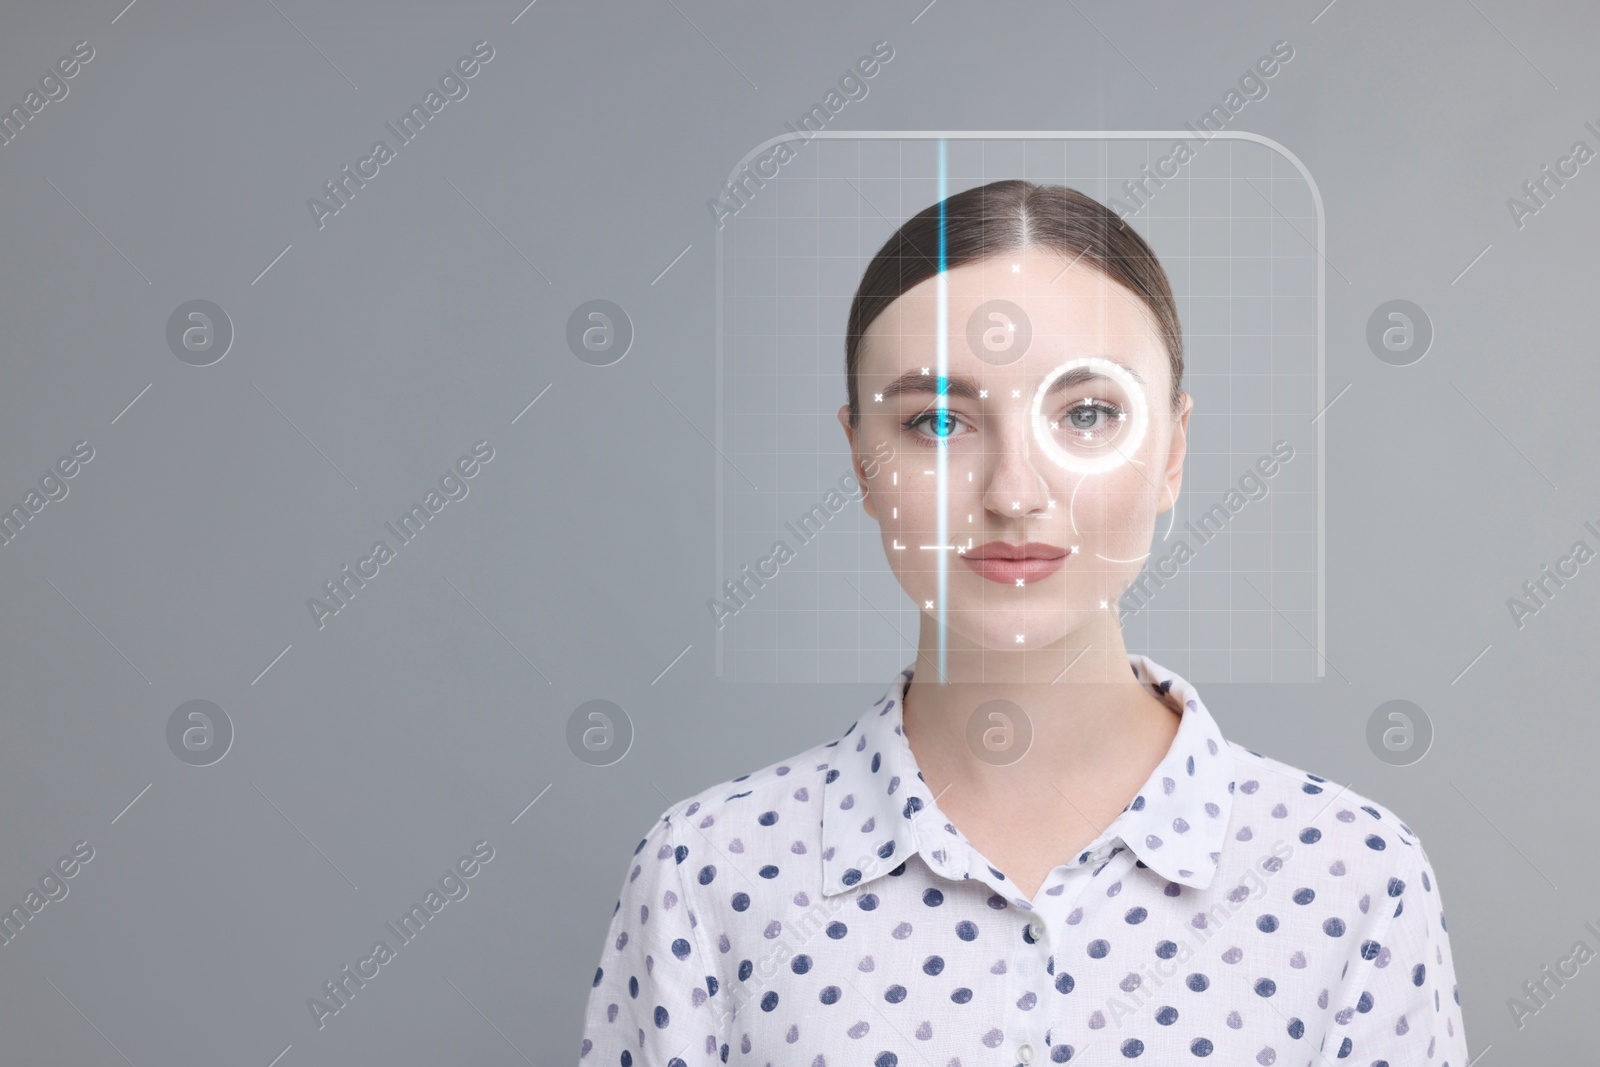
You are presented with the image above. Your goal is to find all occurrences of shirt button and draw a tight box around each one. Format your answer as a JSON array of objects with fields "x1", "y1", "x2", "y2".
[
  {"x1": 1017, "y1": 1041, "x2": 1036, "y2": 1063},
  {"x1": 1027, "y1": 920, "x2": 1045, "y2": 940}
]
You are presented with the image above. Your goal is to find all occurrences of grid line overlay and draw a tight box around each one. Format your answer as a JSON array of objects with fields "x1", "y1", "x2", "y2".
[{"x1": 713, "y1": 133, "x2": 1325, "y2": 685}]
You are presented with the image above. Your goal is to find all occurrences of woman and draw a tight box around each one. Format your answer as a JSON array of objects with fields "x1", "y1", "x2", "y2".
[{"x1": 579, "y1": 180, "x2": 1466, "y2": 1065}]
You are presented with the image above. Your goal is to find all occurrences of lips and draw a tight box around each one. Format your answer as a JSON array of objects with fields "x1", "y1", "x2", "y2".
[
  {"x1": 960, "y1": 541, "x2": 1070, "y2": 585},
  {"x1": 965, "y1": 541, "x2": 1068, "y2": 561}
]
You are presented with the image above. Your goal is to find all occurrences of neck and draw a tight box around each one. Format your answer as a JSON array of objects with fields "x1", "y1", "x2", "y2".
[
  {"x1": 900, "y1": 611, "x2": 1180, "y2": 805},
  {"x1": 907, "y1": 608, "x2": 1142, "y2": 686}
]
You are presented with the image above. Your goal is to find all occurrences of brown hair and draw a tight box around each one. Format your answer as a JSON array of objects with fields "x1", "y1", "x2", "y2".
[{"x1": 844, "y1": 179, "x2": 1183, "y2": 427}]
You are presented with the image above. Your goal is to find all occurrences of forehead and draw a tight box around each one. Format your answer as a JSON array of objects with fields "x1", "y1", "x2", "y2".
[{"x1": 858, "y1": 247, "x2": 1166, "y2": 387}]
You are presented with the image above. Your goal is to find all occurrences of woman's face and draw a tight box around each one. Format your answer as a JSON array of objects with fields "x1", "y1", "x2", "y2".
[{"x1": 838, "y1": 246, "x2": 1192, "y2": 653}]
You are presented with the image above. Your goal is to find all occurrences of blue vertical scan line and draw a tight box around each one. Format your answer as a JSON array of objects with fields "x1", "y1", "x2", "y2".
[{"x1": 936, "y1": 138, "x2": 948, "y2": 680}]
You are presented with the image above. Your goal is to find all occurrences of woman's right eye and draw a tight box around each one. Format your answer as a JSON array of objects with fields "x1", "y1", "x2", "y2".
[{"x1": 902, "y1": 409, "x2": 970, "y2": 443}]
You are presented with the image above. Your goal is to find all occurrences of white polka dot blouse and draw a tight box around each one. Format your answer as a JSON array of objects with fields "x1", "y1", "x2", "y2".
[{"x1": 579, "y1": 654, "x2": 1467, "y2": 1066}]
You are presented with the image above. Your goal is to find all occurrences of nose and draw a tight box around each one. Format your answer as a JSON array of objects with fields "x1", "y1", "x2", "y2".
[{"x1": 979, "y1": 415, "x2": 1051, "y2": 520}]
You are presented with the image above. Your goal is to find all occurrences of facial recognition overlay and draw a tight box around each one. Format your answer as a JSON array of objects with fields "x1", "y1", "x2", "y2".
[{"x1": 713, "y1": 135, "x2": 1323, "y2": 684}]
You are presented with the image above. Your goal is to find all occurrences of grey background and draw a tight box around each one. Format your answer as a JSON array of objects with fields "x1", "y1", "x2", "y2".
[{"x1": 0, "y1": 0, "x2": 1592, "y2": 1062}]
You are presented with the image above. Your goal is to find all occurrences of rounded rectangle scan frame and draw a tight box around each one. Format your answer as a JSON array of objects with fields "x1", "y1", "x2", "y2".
[{"x1": 712, "y1": 131, "x2": 1326, "y2": 683}]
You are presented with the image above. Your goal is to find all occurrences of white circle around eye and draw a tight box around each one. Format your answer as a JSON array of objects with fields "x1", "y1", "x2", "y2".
[{"x1": 1030, "y1": 357, "x2": 1149, "y2": 474}]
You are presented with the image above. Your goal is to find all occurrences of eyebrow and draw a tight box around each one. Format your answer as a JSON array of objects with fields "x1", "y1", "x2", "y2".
[{"x1": 876, "y1": 360, "x2": 1148, "y2": 404}]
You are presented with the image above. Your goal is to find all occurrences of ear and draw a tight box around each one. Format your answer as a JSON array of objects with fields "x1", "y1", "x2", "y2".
[
  {"x1": 1157, "y1": 391, "x2": 1192, "y2": 515},
  {"x1": 837, "y1": 403, "x2": 878, "y2": 521}
]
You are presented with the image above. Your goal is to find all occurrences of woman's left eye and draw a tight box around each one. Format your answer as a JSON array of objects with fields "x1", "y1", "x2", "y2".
[
  {"x1": 1059, "y1": 399, "x2": 1124, "y2": 437},
  {"x1": 903, "y1": 409, "x2": 968, "y2": 443}
]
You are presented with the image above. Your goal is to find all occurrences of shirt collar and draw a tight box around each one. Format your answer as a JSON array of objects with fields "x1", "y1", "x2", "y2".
[{"x1": 820, "y1": 653, "x2": 1236, "y2": 897}]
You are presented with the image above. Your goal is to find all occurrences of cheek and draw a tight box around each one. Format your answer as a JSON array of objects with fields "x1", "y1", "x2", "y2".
[
  {"x1": 1056, "y1": 471, "x2": 1159, "y2": 535},
  {"x1": 868, "y1": 470, "x2": 970, "y2": 534},
  {"x1": 861, "y1": 451, "x2": 920, "y2": 523}
]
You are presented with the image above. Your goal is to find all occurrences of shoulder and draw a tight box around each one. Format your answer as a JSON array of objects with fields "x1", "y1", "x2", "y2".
[
  {"x1": 601, "y1": 734, "x2": 844, "y2": 949},
  {"x1": 1223, "y1": 740, "x2": 1431, "y2": 891},
  {"x1": 639, "y1": 732, "x2": 844, "y2": 856}
]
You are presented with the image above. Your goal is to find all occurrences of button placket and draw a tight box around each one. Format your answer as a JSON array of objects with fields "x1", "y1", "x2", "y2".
[
  {"x1": 1007, "y1": 897, "x2": 1053, "y2": 1065},
  {"x1": 1025, "y1": 856, "x2": 1119, "y2": 1064}
]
